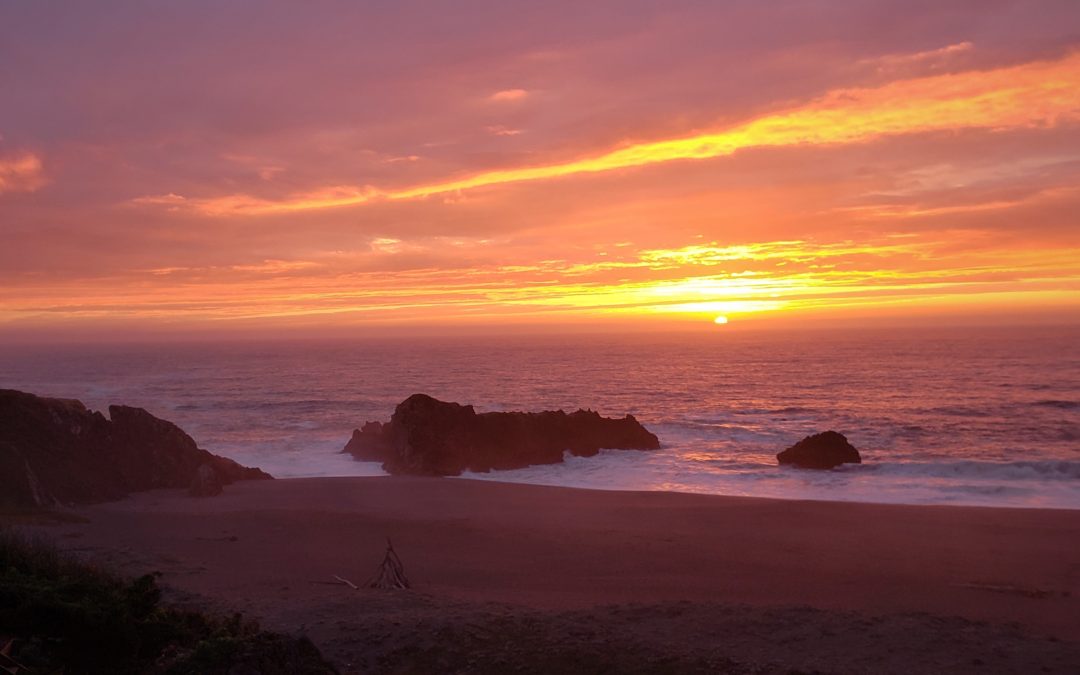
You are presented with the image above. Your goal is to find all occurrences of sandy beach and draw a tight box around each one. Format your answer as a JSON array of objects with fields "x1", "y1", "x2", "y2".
[{"x1": 25, "y1": 477, "x2": 1080, "y2": 673}]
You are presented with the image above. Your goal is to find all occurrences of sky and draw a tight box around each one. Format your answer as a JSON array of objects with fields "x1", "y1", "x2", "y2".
[{"x1": 2, "y1": 0, "x2": 1079, "y2": 339}]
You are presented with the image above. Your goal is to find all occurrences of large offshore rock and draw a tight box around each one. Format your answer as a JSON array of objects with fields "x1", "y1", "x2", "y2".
[
  {"x1": 0, "y1": 388, "x2": 271, "y2": 508},
  {"x1": 344, "y1": 393, "x2": 661, "y2": 476},
  {"x1": 777, "y1": 430, "x2": 862, "y2": 470}
]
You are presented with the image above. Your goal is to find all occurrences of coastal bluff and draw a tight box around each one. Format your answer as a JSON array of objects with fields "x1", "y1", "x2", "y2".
[
  {"x1": 0, "y1": 389, "x2": 271, "y2": 508},
  {"x1": 343, "y1": 393, "x2": 660, "y2": 476}
]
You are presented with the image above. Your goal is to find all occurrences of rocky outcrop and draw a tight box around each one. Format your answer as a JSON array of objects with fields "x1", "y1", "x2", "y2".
[
  {"x1": 189, "y1": 463, "x2": 224, "y2": 497},
  {"x1": 344, "y1": 393, "x2": 661, "y2": 476},
  {"x1": 345, "y1": 421, "x2": 390, "y2": 462},
  {"x1": 777, "y1": 431, "x2": 862, "y2": 469},
  {"x1": 0, "y1": 389, "x2": 271, "y2": 508}
]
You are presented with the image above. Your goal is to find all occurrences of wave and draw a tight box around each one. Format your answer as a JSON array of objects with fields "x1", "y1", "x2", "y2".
[
  {"x1": 732, "y1": 406, "x2": 818, "y2": 416},
  {"x1": 1031, "y1": 399, "x2": 1079, "y2": 410},
  {"x1": 842, "y1": 460, "x2": 1080, "y2": 482},
  {"x1": 923, "y1": 406, "x2": 993, "y2": 418}
]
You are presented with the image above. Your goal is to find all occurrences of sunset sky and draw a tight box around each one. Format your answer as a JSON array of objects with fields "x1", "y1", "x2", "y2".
[{"x1": 2, "y1": 1, "x2": 1079, "y2": 339}]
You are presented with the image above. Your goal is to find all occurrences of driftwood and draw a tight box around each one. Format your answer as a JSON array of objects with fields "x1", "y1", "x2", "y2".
[
  {"x1": 310, "y1": 576, "x2": 358, "y2": 589},
  {"x1": 368, "y1": 538, "x2": 410, "y2": 589}
]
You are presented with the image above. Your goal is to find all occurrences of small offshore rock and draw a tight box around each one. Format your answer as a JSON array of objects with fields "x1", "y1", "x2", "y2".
[{"x1": 777, "y1": 430, "x2": 862, "y2": 470}]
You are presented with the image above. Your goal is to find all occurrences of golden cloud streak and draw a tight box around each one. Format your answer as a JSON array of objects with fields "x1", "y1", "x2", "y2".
[
  {"x1": 4, "y1": 237, "x2": 1078, "y2": 327},
  {"x1": 145, "y1": 51, "x2": 1080, "y2": 216}
]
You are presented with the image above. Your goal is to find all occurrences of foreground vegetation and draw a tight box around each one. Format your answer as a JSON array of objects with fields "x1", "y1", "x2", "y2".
[{"x1": 0, "y1": 528, "x2": 337, "y2": 674}]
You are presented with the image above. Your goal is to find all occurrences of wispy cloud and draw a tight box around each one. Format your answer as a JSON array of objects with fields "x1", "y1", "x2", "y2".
[
  {"x1": 138, "y1": 51, "x2": 1080, "y2": 216},
  {"x1": 489, "y1": 88, "x2": 529, "y2": 102},
  {"x1": 862, "y1": 41, "x2": 974, "y2": 73},
  {"x1": 132, "y1": 193, "x2": 187, "y2": 205},
  {"x1": 486, "y1": 125, "x2": 523, "y2": 136}
]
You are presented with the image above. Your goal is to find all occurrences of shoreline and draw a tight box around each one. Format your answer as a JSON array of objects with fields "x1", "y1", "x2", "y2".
[
  {"x1": 226, "y1": 468, "x2": 1080, "y2": 512},
  {"x1": 450, "y1": 472, "x2": 1080, "y2": 511},
  {"x1": 23, "y1": 475, "x2": 1080, "y2": 672}
]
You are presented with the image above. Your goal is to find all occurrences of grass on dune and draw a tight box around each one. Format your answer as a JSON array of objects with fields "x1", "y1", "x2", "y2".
[{"x1": 0, "y1": 527, "x2": 338, "y2": 674}]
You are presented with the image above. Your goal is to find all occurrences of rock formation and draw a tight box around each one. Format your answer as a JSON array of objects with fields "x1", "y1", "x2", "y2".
[
  {"x1": 189, "y1": 463, "x2": 225, "y2": 497},
  {"x1": 0, "y1": 389, "x2": 271, "y2": 508},
  {"x1": 777, "y1": 430, "x2": 862, "y2": 469},
  {"x1": 343, "y1": 393, "x2": 660, "y2": 476}
]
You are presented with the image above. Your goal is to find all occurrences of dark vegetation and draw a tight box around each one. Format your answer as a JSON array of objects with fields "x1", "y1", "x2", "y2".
[{"x1": 0, "y1": 528, "x2": 336, "y2": 674}]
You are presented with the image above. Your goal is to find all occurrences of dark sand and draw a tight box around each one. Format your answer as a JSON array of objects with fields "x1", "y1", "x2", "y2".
[{"x1": 24, "y1": 477, "x2": 1080, "y2": 673}]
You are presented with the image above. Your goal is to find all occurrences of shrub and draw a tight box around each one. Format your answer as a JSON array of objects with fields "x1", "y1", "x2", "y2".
[{"x1": 0, "y1": 528, "x2": 337, "y2": 674}]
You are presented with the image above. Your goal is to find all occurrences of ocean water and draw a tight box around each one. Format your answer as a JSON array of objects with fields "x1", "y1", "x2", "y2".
[{"x1": 1, "y1": 326, "x2": 1077, "y2": 509}]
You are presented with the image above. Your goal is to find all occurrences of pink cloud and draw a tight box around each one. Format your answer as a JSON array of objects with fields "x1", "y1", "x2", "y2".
[
  {"x1": 488, "y1": 88, "x2": 529, "y2": 102},
  {"x1": 0, "y1": 151, "x2": 47, "y2": 194}
]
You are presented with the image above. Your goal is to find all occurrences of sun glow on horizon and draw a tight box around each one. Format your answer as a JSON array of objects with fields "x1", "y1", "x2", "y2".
[{"x1": 3, "y1": 231, "x2": 1078, "y2": 334}]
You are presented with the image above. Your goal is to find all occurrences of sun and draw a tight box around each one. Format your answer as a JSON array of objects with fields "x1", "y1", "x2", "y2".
[{"x1": 713, "y1": 315, "x2": 729, "y2": 325}]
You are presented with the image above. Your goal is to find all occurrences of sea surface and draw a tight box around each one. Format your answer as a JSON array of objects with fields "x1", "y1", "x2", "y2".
[{"x1": 1, "y1": 326, "x2": 1078, "y2": 509}]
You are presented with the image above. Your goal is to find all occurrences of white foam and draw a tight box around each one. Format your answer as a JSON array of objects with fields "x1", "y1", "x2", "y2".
[{"x1": 460, "y1": 449, "x2": 1080, "y2": 509}]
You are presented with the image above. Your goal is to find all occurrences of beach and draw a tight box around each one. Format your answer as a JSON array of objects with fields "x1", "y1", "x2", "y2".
[{"x1": 25, "y1": 476, "x2": 1080, "y2": 673}]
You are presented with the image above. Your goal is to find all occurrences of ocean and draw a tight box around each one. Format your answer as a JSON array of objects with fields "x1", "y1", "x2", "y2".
[{"x1": 1, "y1": 325, "x2": 1077, "y2": 509}]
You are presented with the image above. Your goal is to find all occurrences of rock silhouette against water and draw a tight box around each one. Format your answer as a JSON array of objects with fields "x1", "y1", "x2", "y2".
[
  {"x1": 344, "y1": 393, "x2": 660, "y2": 476},
  {"x1": 777, "y1": 430, "x2": 862, "y2": 469},
  {"x1": 0, "y1": 389, "x2": 271, "y2": 508}
]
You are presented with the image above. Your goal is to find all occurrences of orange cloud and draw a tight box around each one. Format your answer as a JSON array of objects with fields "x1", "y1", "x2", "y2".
[
  {"x1": 140, "y1": 51, "x2": 1080, "y2": 216},
  {"x1": 131, "y1": 193, "x2": 187, "y2": 205},
  {"x1": 0, "y1": 151, "x2": 47, "y2": 194},
  {"x1": 489, "y1": 88, "x2": 529, "y2": 102}
]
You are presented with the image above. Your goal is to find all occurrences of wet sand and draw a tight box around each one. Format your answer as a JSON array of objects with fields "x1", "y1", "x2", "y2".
[{"x1": 27, "y1": 477, "x2": 1080, "y2": 673}]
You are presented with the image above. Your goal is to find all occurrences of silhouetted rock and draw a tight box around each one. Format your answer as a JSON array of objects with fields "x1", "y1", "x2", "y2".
[
  {"x1": 0, "y1": 389, "x2": 271, "y2": 508},
  {"x1": 189, "y1": 463, "x2": 224, "y2": 497},
  {"x1": 777, "y1": 431, "x2": 862, "y2": 469},
  {"x1": 343, "y1": 421, "x2": 390, "y2": 462},
  {"x1": 343, "y1": 393, "x2": 660, "y2": 476}
]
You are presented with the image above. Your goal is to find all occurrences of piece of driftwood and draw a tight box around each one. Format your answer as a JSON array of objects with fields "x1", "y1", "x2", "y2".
[
  {"x1": 310, "y1": 577, "x2": 358, "y2": 589},
  {"x1": 368, "y1": 538, "x2": 410, "y2": 589}
]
